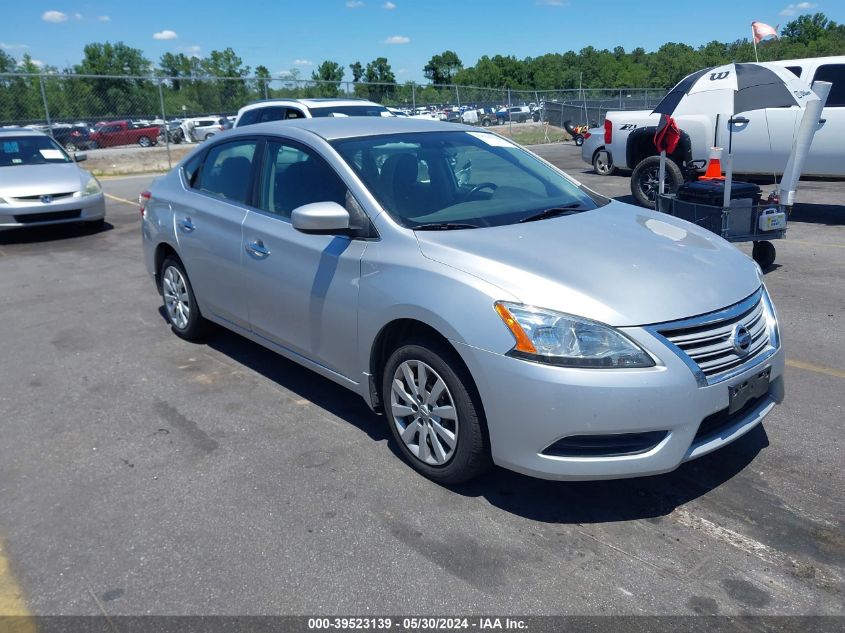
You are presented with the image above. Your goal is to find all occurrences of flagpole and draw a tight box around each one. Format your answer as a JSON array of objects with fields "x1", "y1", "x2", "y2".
[{"x1": 752, "y1": 25, "x2": 759, "y2": 62}]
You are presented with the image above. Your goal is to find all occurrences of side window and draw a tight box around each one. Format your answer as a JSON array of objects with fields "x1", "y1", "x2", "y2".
[
  {"x1": 785, "y1": 66, "x2": 802, "y2": 77},
  {"x1": 182, "y1": 151, "x2": 204, "y2": 188},
  {"x1": 258, "y1": 107, "x2": 287, "y2": 123},
  {"x1": 237, "y1": 109, "x2": 259, "y2": 127},
  {"x1": 196, "y1": 140, "x2": 258, "y2": 204},
  {"x1": 813, "y1": 64, "x2": 845, "y2": 107},
  {"x1": 258, "y1": 141, "x2": 347, "y2": 219},
  {"x1": 285, "y1": 109, "x2": 305, "y2": 120}
]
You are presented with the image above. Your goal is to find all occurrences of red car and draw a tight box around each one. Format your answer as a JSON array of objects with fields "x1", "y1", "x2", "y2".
[{"x1": 89, "y1": 120, "x2": 160, "y2": 148}]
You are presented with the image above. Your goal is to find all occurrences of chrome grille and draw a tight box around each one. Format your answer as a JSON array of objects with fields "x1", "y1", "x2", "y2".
[
  {"x1": 11, "y1": 192, "x2": 76, "y2": 202},
  {"x1": 652, "y1": 289, "x2": 775, "y2": 385}
]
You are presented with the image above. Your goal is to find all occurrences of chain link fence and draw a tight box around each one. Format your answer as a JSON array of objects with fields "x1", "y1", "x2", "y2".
[{"x1": 0, "y1": 72, "x2": 667, "y2": 165}]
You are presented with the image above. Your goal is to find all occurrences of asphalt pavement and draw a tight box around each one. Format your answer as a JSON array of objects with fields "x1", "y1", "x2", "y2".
[{"x1": 0, "y1": 145, "x2": 842, "y2": 617}]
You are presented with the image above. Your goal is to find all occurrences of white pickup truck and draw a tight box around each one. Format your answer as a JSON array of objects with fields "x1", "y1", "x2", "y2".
[{"x1": 582, "y1": 56, "x2": 845, "y2": 207}]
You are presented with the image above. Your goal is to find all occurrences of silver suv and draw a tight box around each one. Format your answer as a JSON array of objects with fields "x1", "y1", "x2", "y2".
[
  {"x1": 141, "y1": 118, "x2": 784, "y2": 484},
  {"x1": 234, "y1": 98, "x2": 392, "y2": 127}
]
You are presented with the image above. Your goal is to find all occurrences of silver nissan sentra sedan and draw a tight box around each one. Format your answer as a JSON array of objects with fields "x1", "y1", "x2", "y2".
[
  {"x1": 0, "y1": 128, "x2": 105, "y2": 231},
  {"x1": 141, "y1": 117, "x2": 784, "y2": 483}
]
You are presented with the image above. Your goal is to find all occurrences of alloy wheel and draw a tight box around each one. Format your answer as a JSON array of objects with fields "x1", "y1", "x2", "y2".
[
  {"x1": 162, "y1": 266, "x2": 190, "y2": 330},
  {"x1": 390, "y1": 360, "x2": 458, "y2": 466}
]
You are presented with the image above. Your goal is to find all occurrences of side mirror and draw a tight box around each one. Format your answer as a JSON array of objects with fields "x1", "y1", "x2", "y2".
[
  {"x1": 291, "y1": 201, "x2": 350, "y2": 235},
  {"x1": 74, "y1": 152, "x2": 87, "y2": 162}
]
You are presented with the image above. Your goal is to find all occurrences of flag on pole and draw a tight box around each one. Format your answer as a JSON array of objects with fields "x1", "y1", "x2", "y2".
[{"x1": 752, "y1": 21, "x2": 779, "y2": 43}]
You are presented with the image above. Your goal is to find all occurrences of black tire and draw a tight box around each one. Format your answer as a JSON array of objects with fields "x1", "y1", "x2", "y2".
[
  {"x1": 138, "y1": 136, "x2": 151, "y2": 148},
  {"x1": 574, "y1": 134, "x2": 584, "y2": 147},
  {"x1": 631, "y1": 155, "x2": 683, "y2": 209},
  {"x1": 592, "y1": 149, "x2": 616, "y2": 176},
  {"x1": 481, "y1": 118, "x2": 491, "y2": 127},
  {"x1": 159, "y1": 256, "x2": 209, "y2": 341},
  {"x1": 65, "y1": 141, "x2": 78, "y2": 152},
  {"x1": 532, "y1": 110, "x2": 540, "y2": 122},
  {"x1": 88, "y1": 141, "x2": 99, "y2": 149},
  {"x1": 752, "y1": 241, "x2": 776, "y2": 269},
  {"x1": 381, "y1": 339, "x2": 490, "y2": 484}
]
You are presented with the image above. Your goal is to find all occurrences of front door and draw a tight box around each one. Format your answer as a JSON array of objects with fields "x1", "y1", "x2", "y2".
[{"x1": 241, "y1": 138, "x2": 367, "y2": 380}]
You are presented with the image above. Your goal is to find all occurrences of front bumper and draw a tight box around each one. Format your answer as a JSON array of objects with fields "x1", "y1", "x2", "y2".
[
  {"x1": 0, "y1": 193, "x2": 106, "y2": 230},
  {"x1": 454, "y1": 328, "x2": 784, "y2": 481}
]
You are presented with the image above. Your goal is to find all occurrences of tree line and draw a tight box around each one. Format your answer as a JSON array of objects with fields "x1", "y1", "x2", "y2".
[{"x1": 0, "y1": 12, "x2": 841, "y2": 124}]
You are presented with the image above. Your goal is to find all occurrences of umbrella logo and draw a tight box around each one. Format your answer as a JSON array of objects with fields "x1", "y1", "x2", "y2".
[
  {"x1": 709, "y1": 71, "x2": 731, "y2": 81},
  {"x1": 793, "y1": 89, "x2": 812, "y2": 99}
]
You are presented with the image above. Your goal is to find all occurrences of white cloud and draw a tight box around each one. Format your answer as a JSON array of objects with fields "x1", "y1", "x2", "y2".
[
  {"x1": 384, "y1": 35, "x2": 410, "y2": 44},
  {"x1": 537, "y1": 0, "x2": 567, "y2": 5},
  {"x1": 74, "y1": 12, "x2": 83, "y2": 20},
  {"x1": 383, "y1": 1, "x2": 396, "y2": 8},
  {"x1": 780, "y1": 2, "x2": 817, "y2": 16},
  {"x1": 42, "y1": 10, "x2": 68, "y2": 23},
  {"x1": 346, "y1": 1, "x2": 365, "y2": 7},
  {"x1": 179, "y1": 45, "x2": 201, "y2": 57},
  {"x1": 17, "y1": 58, "x2": 44, "y2": 68},
  {"x1": 97, "y1": 15, "x2": 111, "y2": 22},
  {"x1": 153, "y1": 30, "x2": 179, "y2": 40},
  {"x1": 396, "y1": 68, "x2": 409, "y2": 74},
  {"x1": 0, "y1": 42, "x2": 28, "y2": 50},
  {"x1": 293, "y1": 59, "x2": 313, "y2": 66}
]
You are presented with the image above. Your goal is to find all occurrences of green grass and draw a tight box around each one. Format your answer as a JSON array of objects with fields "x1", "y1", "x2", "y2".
[{"x1": 493, "y1": 124, "x2": 570, "y2": 146}]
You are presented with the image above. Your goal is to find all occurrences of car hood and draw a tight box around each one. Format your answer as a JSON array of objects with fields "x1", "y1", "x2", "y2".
[
  {"x1": 0, "y1": 163, "x2": 88, "y2": 197},
  {"x1": 415, "y1": 201, "x2": 761, "y2": 327}
]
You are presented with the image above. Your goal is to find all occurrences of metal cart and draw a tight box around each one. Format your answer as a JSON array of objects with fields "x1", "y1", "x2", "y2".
[{"x1": 656, "y1": 193, "x2": 787, "y2": 268}]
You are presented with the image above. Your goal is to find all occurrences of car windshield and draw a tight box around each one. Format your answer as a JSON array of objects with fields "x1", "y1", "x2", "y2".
[
  {"x1": 332, "y1": 130, "x2": 606, "y2": 228},
  {"x1": 0, "y1": 135, "x2": 72, "y2": 167},
  {"x1": 310, "y1": 105, "x2": 392, "y2": 118}
]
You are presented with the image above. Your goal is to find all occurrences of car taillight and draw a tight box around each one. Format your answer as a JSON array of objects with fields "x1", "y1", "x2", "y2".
[
  {"x1": 583, "y1": 131, "x2": 591, "y2": 139},
  {"x1": 604, "y1": 119, "x2": 612, "y2": 145},
  {"x1": 139, "y1": 191, "x2": 151, "y2": 218}
]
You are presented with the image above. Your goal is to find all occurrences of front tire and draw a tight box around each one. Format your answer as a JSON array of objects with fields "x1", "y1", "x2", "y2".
[
  {"x1": 631, "y1": 155, "x2": 683, "y2": 209},
  {"x1": 382, "y1": 340, "x2": 490, "y2": 484},
  {"x1": 574, "y1": 134, "x2": 584, "y2": 147},
  {"x1": 159, "y1": 256, "x2": 208, "y2": 341}
]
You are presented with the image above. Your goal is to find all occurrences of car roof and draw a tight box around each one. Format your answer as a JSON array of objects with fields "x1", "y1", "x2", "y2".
[
  {"x1": 238, "y1": 98, "x2": 384, "y2": 113},
  {"x1": 0, "y1": 127, "x2": 48, "y2": 137},
  {"x1": 228, "y1": 116, "x2": 475, "y2": 141}
]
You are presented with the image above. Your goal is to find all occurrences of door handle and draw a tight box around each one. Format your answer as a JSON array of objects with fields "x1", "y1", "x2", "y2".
[
  {"x1": 818, "y1": 118, "x2": 827, "y2": 124},
  {"x1": 177, "y1": 217, "x2": 196, "y2": 232},
  {"x1": 245, "y1": 240, "x2": 271, "y2": 258},
  {"x1": 729, "y1": 116, "x2": 749, "y2": 125}
]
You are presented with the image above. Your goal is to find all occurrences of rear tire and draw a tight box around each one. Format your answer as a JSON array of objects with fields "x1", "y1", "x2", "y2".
[
  {"x1": 65, "y1": 141, "x2": 78, "y2": 152},
  {"x1": 574, "y1": 134, "x2": 584, "y2": 147},
  {"x1": 159, "y1": 256, "x2": 209, "y2": 341},
  {"x1": 382, "y1": 340, "x2": 490, "y2": 484},
  {"x1": 138, "y1": 136, "x2": 152, "y2": 148},
  {"x1": 631, "y1": 155, "x2": 683, "y2": 209},
  {"x1": 592, "y1": 149, "x2": 616, "y2": 176}
]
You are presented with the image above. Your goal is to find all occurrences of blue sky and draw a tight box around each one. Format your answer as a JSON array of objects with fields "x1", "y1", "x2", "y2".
[{"x1": 2, "y1": 1, "x2": 842, "y2": 81}]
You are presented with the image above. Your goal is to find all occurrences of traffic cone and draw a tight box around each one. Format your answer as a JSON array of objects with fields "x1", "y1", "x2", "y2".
[{"x1": 700, "y1": 147, "x2": 724, "y2": 180}]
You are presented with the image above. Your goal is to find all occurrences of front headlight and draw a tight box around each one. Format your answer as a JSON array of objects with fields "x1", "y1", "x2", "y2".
[
  {"x1": 82, "y1": 176, "x2": 102, "y2": 196},
  {"x1": 494, "y1": 302, "x2": 655, "y2": 368}
]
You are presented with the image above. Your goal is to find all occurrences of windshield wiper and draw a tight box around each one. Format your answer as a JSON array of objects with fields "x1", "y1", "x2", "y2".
[
  {"x1": 413, "y1": 222, "x2": 480, "y2": 231},
  {"x1": 518, "y1": 203, "x2": 586, "y2": 223}
]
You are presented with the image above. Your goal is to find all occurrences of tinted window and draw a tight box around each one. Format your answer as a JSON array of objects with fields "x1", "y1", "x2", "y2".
[
  {"x1": 258, "y1": 141, "x2": 347, "y2": 218},
  {"x1": 237, "y1": 109, "x2": 260, "y2": 127},
  {"x1": 813, "y1": 64, "x2": 845, "y2": 107},
  {"x1": 308, "y1": 105, "x2": 390, "y2": 117},
  {"x1": 197, "y1": 140, "x2": 257, "y2": 204},
  {"x1": 257, "y1": 107, "x2": 287, "y2": 123},
  {"x1": 785, "y1": 66, "x2": 802, "y2": 77},
  {"x1": 183, "y1": 151, "x2": 204, "y2": 188}
]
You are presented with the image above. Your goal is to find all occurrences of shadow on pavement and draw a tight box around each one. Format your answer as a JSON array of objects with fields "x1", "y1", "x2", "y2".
[
  {"x1": 451, "y1": 424, "x2": 768, "y2": 524},
  {"x1": 173, "y1": 318, "x2": 768, "y2": 524},
  {"x1": 0, "y1": 220, "x2": 112, "y2": 245}
]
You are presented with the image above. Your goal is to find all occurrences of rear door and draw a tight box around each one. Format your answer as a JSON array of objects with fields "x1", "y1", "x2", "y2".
[
  {"x1": 172, "y1": 138, "x2": 260, "y2": 328},
  {"x1": 240, "y1": 137, "x2": 367, "y2": 379},
  {"x1": 803, "y1": 63, "x2": 845, "y2": 176}
]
